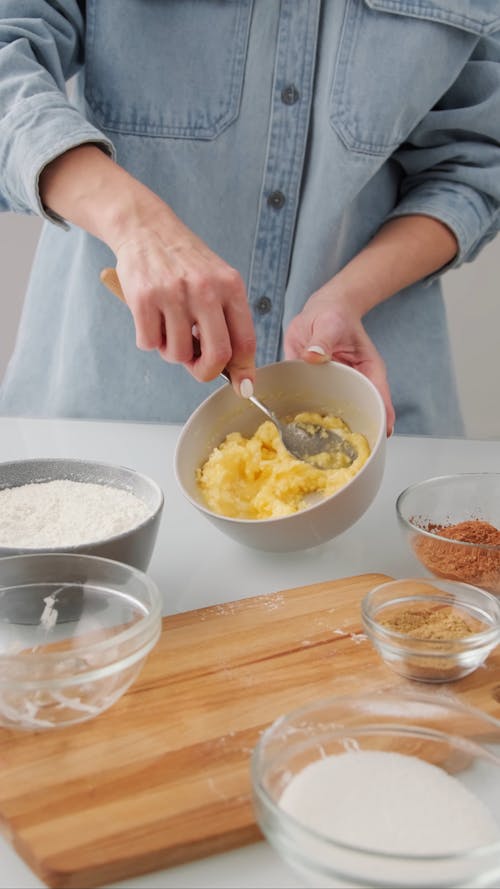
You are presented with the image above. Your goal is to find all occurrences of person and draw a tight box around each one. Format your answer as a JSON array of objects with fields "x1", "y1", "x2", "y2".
[{"x1": 1, "y1": 1, "x2": 499, "y2": 437}]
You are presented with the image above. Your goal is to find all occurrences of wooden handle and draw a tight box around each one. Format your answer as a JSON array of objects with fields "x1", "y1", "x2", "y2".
[{"x1": 100, "y1": 267, "x2": 126, "y2": 303}]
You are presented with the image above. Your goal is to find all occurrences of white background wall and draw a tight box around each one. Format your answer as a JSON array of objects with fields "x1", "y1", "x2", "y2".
[{"x1": 1, "y1": 212, "x2": 499, "y2": 439}]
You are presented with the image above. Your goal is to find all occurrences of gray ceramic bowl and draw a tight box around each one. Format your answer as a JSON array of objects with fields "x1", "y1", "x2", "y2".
[
  {"x1": 0, "y1": 458, "x2": 164, "y2": 572},
  {"x1": 175, "y1": 360, "x2": 386, "y2": 552}
]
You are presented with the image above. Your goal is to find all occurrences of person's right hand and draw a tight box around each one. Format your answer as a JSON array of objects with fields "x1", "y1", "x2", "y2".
[
  {"x1": 39, "y1": 145, "x2": 256, "y2": 397},
  {"x1": 113, "y1": 216, "x2": 256, "y2": 398}
]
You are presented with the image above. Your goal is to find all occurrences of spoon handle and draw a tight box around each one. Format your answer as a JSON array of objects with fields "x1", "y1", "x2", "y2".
[
  {"x1": 246, "y1": 393, "x2": 278, "y2": 424},
  {"x1": 218, "y1": 369, "x2": 277, "y2": 423},
  {"x1": 218, "y1": 367, "x2": 231, "y2": 384}
]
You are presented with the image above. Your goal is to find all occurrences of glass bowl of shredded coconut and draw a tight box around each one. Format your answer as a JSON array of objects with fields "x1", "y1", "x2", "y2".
[
  {"x1": 0, "y1": 552, "x2": 162, "y2": 730},
  {"x1": 252, "y1": 690, "x2": 500, "y2": 888},
  {"x1": 0, "y1": 458, "x2": 164, "y2": 571}
]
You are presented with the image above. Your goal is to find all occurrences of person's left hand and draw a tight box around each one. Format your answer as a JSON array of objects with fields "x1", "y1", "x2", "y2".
[{"x1": 284, "y1": 282, "x2": 395, "y2": 436}]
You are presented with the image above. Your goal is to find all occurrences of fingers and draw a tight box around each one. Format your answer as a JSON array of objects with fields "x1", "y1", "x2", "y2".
[
  {"x1": 365, "y1": 359, "x2": 396, "y2": 437},
  {"x1": 180, "y1": 264, "x2": 256, "y2": 397},
  {"x1": 301, "y1": 341, "x2": 395, "y2": 436},
  {"x1": 131, "y1": 288, "x2": 166, "y2": 351},
  {"x1": 284, "y1": 307, "x2": 395, "y2": 437},
  {"x1": 189, "y1": 306, "x2": 256, "y2": 398},
  {"x1": 218, "y1": 284, "x2": 256, "y2": 397},
  {"x1": 115, "y1": 239, "x2": 256, "y2": 397},
  {"x1": 343, "y1": 330, "x2": 396, "y2": 437}
]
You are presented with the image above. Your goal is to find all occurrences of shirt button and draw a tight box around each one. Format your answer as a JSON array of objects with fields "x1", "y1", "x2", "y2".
[
  {"x1": 281, "y1": 84, "x2": 300, "y2": 105},
  {"x1": 267, "y1": 190, "x2": 286, "y2": 210},
  {"x1": 256, "y1": 296, "x2": 272, "y2": 315}
]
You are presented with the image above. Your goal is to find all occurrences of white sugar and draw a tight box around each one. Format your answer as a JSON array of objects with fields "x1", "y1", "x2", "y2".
[
  {"x1": 0, "y1": 480, "x2": 150, "y2": 547},
  {"x1": 280, "y1": 750, "x2": 500, "y2": 855}
]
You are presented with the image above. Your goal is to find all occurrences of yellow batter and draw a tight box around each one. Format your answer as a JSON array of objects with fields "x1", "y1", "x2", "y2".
[{"x1": 196, "y1": 412, "x2": 371, "y2": 520}]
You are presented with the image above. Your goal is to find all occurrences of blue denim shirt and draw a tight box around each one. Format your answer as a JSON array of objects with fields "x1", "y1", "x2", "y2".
[{"x1": 1, "y1": 1, "x2": 500, "y2": 434}]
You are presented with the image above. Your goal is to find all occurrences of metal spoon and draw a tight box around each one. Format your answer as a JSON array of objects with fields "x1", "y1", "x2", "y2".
[
  {"x1": 100, "y1": 267, "x2": 357, "y2": 467},
  {"x1": 218, "y1": 367, "x2": 357, "y2": 468}
]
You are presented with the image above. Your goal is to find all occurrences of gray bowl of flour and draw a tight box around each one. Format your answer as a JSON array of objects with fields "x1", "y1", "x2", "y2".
[{"x1": 0, "y1": 458, "x2": 164, "y2": 623}]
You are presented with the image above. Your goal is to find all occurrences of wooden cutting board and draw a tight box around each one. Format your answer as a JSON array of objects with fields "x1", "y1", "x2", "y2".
[{"x1": 1, "y1": 573, "x2": 500, "y2": 889}]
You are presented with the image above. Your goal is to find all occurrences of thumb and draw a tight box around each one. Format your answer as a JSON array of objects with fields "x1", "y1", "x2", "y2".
[
  {"x1": 225, "y1": 365, "x2": 256, "y2": 399},
  {"x1": 302, "y1": 344, "x2": 330, "y2": 364}
]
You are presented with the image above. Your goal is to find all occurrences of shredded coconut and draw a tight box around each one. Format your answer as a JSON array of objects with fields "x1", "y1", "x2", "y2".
[{"x1": 0, "y1": 480, "x2": 150, "y2": 547}]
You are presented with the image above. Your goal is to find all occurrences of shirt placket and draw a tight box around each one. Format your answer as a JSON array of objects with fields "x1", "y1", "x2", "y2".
[{"x1": 249, "y1": 0, "x2": 321, "y2": 366}]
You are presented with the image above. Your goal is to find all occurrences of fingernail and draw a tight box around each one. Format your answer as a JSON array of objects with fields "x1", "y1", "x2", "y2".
[
  {"x1": 307, "y1": 345, "x2": 327, "y2": 357},
  {"x1": 240, "y1": 378, "x2": 254, "y2": 398},
  {"x1": 191, "y1": 323, "x2": 200, "y2": 339}
]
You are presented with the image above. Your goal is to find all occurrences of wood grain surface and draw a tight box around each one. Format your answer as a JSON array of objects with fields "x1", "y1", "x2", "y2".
[{"x1": 1, "y1": 573, "x2": 499, "y2": 889}]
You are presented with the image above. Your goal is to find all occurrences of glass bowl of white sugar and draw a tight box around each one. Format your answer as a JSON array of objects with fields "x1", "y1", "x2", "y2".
[
  {"x1": 0, "y1": 552, "x2": 162, "y2": 730},
  {"x1": 252, "y1": 690, "x2": 500, "y2": 888},
  {"x1": 0, "y1": 458, "x2": 164, "y2": 572}
]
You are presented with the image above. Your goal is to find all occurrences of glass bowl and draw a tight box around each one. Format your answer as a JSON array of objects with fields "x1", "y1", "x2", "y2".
[
  {"x1": 251, "y1": 691, "x2": 500, "y2": 888},
  {"x1": 396, "y1": 474, "x2": 500, "y2": 594},
  {"x1": 0, "y1": 553, "x2": 162, "y2": 730},
  {"x1": 361, "y1": 577, "x2": 500, "y2": 682}
]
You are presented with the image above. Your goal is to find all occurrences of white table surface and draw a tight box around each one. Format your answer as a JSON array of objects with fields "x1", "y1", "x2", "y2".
[{"x1": 1, "y1": 416, "x2": 499, "y2": 889}]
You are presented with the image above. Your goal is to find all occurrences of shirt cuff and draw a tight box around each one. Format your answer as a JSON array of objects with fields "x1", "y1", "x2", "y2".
[
  {"x1": 0, "y1": 92, "x2": 116, "y2": 228},
  {"x1": 386, "y1": 181, "x2": 500, "y2": 275}
]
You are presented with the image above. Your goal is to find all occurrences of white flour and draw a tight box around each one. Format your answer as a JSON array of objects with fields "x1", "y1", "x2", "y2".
[
  {"x1": 279, "y1": 750, "x2": 500, "y2": 855},
  {"x1": 0, "y1": 480, "x2": 150, "y2": 547}
]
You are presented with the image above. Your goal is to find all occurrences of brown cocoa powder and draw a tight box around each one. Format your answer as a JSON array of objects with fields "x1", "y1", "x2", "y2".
[{"x1": 413, "y1": 519, "x2": 500, "y2": 593}]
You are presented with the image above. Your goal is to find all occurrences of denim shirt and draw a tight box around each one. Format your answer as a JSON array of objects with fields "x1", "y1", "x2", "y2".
[{"x1": 1, "y1": 1, "x2": 500, "y2": 434}]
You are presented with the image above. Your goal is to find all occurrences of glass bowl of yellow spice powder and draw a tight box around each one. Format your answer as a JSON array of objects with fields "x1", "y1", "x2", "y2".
[{"x1": 361, "y1": 577, "x2": 500, "y2": 682}]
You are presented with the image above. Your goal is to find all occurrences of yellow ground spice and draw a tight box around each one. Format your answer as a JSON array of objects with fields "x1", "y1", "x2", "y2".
[
  {"x1": 377, "y1": 604, "x2": 489, "y2": 682},
  {"x1": 379, "y1": 606, "x2": 485, "y2": 640}
]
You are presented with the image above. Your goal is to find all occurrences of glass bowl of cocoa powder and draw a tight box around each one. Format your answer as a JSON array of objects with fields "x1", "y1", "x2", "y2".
[
  {"x1": 396, "y1": 474, "x2": 500, "y2": 594},
  {"x1": 361, "y1": 577, "x2": 500, "y2": 682}
]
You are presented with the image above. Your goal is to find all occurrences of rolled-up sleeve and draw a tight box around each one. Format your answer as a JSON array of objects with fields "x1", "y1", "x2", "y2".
[
  {"x1": 388, "y1": 31, "x2": 500, "y2": 268},
  {"x1": 0, "y1": 0, "x2": 115, "y2": 226}
]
